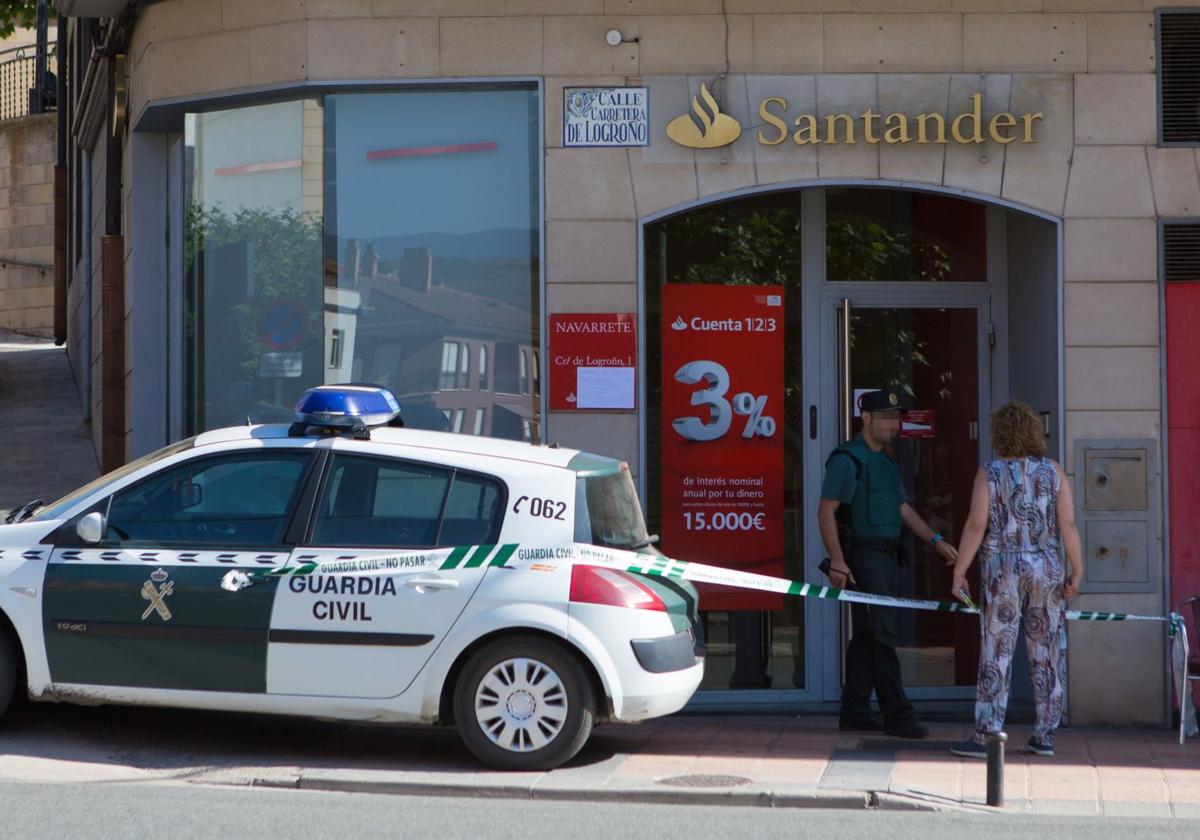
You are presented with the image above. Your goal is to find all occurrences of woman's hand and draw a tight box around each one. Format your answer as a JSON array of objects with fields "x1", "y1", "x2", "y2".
[
  {"x1": 1063, "y1": 572, "x2": 1080, "y2": 602},
  {"x1": 950, "y1": 573, "x2": 971, "y2": 605}
]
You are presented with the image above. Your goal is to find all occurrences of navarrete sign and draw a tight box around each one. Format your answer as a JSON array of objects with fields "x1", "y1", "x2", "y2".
[{"x1": 666, "y1": 83, "x2": 1043, "y2": 150}]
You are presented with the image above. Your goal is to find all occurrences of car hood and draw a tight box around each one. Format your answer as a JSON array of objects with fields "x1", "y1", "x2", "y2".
[{"x1": 0, "y1": 519, "x2": 64, "y2": 552}]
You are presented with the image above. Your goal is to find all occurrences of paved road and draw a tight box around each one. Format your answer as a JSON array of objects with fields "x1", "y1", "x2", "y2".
[{"x1": 0, "y1": 780, "x2": 1196, "y2": 840}]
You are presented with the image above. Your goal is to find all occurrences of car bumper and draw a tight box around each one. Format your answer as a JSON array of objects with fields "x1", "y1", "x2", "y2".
[
  {"x1": 630, "y1": 629, "x2": 697, "y2": 673},
  {"x1": 612, "y1": 659, "x2": 704, "y2": 722}
]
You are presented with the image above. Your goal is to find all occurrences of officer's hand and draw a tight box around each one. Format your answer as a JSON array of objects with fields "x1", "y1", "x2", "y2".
[
  {"x1": 827, "y1": 563, "x2": 855, "y2": 589},
  {"x1": 935, "y1": 540, "x2": 959, "y2": 564}
]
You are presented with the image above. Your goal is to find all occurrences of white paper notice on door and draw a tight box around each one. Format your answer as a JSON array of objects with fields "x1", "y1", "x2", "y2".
[{"x1": 576, "y1": 366, "x2": 635, "y2": 409}]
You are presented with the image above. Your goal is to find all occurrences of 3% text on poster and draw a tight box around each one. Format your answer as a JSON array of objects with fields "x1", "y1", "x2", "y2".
[{"x1": 672, "y1": 359, "x2": 776, "y2": 533}]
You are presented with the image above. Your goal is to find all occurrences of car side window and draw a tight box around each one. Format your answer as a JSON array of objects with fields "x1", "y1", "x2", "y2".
[
  {"x1": 309, "y1": 455, "x2": 504, "y2": 548},
  {"x1": 312, "y1": 456, "x2": 452, "y2": 548},
  {"x1": 104, "y1": 451, "x2": 312, "y2": 547},
  {"x1": 438, "y1": 474, "x2": 503, "y2": 548}
]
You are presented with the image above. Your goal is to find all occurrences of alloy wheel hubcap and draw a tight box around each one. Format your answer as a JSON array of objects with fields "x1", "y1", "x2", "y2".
[{"x1": 475, "y1": 657, "x2": 568, "y2": 753}]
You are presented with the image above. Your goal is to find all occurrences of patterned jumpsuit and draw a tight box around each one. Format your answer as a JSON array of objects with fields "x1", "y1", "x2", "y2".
[{"x1": 973, "y1": 457, "x2": 1068, "y2": 746}]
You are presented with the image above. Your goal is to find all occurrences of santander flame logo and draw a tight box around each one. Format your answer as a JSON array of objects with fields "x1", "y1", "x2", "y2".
[
  {"x1": 670, "y1": 316, "x2": 688, "y2": 331},
  {"x1": 666, "y1": 83, "x2": 742, "y2": 149}
]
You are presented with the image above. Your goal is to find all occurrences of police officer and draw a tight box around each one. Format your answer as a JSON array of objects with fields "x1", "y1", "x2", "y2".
[{"x1": 817, "y1": 390, "x2": 958, "y2": 739}]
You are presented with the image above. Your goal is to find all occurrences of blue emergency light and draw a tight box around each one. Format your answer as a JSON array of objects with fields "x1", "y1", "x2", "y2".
[{"x1": 290, "y1": 385, "x2": 403, "y2": 437}]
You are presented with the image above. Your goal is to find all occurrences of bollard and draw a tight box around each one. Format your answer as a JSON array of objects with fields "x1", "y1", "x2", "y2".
[{"x1": 985, "y1": 732, "x2": 1008, "y2": 807}]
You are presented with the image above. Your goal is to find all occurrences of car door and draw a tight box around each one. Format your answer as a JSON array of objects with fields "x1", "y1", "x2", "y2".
[
  {"x1": 266, "y1": 448, "x2": 507, "y2": 699},
  {"x1": 41, "y1": 446, "x2": 319, "y2": 695}
]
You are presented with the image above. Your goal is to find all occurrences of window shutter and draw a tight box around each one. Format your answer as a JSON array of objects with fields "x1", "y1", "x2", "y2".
[
  {"x1": 1164, "y1": 224, "x2": 1200, "y2": 283},
  {"x1": 1160, "y1": 11, "x2": 1200, "y2": 143}
]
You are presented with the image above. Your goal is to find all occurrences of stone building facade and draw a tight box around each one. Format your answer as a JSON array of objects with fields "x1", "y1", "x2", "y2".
[
  {"x1": 0, "y1": 113, "x2": 56, "y2": 337},
  {"x1": 54, "y1": 0, "x2": 1200, "y2": 726}
]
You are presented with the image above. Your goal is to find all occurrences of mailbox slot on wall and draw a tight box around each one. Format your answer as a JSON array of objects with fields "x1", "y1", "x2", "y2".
[{"x1": 1073, "y1": 440, "x2": 1157, "y2": 595}]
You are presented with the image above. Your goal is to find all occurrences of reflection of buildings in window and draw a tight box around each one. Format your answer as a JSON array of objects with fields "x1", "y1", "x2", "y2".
[{"x1": 331, "y1": 240, "x2": 539, "y2": 441}]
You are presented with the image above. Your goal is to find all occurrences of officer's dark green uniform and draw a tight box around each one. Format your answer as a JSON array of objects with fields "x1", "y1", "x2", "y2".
[{"x1": 822, "y1": 413, "x2": 920, "y2": 731}]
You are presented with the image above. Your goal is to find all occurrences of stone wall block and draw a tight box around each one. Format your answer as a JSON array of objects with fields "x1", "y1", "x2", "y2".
[
  {"x1": 964, "y1": 14, "x2": 1086, "y2": 72},
  {"x1": 1063, "y1": 410, "x2": 1160, "y2": 472},
  {"x1": 249, "y1": 21, "x2": 308, "y2": 87},
  {"x1": 816, "y1": 74, "x2": 879, "y2": 179},
  {"x1": 641, "y1": 76, "x2": 698, "y2": 164},
  {"x1": 1064, "y1": 346, "x2": 1160, "y2": 411},
  {"x1": 440, "y1": 16, "x2": 543, "y2": 75},
  {"x1": 751, "y1": 15, "x2": 822, "y2": 74},
  {"x1": 544, "y1": 17, "x2": 640, "y2": 76},
  {"x1": 307, "y1": 18, "x2": 439, "y2": 78},
  {"x1": 1064, "y1": 146, "x2": 1155, "y2": 218},
  {"x1": 824, "y1": 14, "x2": 964, "y2": 73},
  {"x1": 1064, "y1": 282, "x2": 1159, "y2": 346},
  {"x1": 725, "y1": 1, "x2": 850, "y2": 10},
  {"x1": 145, "y1": 31, "x2": 251, "y2": 100},
  {"x1": 510, "y1": 1, "x2": 604, "y2": 12},
  {"x1": 628, "y1": 154, "x2": 699, "y2": 217},
  {"x1": 605, "y1": 1, "x2": 723, "y2": 13},
  {"x1": 878, "y1": 74, "x2": 951, "y2": 186},
  {"x1": 222, "y1": 0, "x2": 305, "y2": 31},
  {"x1": 134, "y1": 0, "x2": 222, "y2": 63},
  {"x1": 1148, "y1": 148, "x2": 1200, "y2": 217},
  {"x1": 1067, "y1": 607, "x2": 1163, "y2": 725},
  {"x1": 372, "y1": 0, "x2": 505, "y2": 14},
  {"x1": 546, "y1": 221, "x2": 637, "y2": 285},
  {"x1": 637, "y1": 15, "x2": 729, "y2": 74},
  {"x1": 1001, "y1": 74, "x2": 1072, "y2": 216},
  {"x1": 697, "y1": 161, "x2": 758, "y2": 197},
  {"x1": 749, "y1": 74, "x2": 819, "y2": 184},
  {"x1": 1074, "y1": 73, "x2": 1155, "y2": 146},
  {"x1": 1064, "y1": 218, "x2": 1157, "y2": 283},
  {"x1": 546, "y1": 281, "x2": 638, "y2": 313},
  {"x1": 943, "y1": 73, "x2": 1010, "y2": 196},
  {"x1": 1086, "y1": 13, "x2": 1155, "y2": 73},
  {"x1": 546, "y1": 148, "x2": 636, "y2": 219},
  {"x1": 951, "y1": 0, "x2": 1041, "y2": 9},
  {"x1": 307, "y1": 0, "x2": 373, "y2": 16}
]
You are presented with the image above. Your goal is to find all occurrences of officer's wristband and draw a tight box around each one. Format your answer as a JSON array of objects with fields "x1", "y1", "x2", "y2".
[{"x1": 929, "y1": 532, "x2": 945, "y2": 546}]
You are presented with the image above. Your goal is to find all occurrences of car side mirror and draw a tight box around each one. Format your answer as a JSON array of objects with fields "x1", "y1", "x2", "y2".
[
  {"x1": 76, "y1": 511, "x2": 105, "y2": 545},
  {"x1": 179, "y1": 480, "x2": 203, "y2": 510}
]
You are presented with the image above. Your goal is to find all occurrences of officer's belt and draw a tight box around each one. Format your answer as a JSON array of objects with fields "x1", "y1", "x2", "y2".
[{"x1": 847, "y1": 536, "x2": 900, "y2": 552}]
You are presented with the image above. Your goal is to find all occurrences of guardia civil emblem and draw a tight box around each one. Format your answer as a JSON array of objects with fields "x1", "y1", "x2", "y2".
[{"x1": 141, "y1": 568, "x2": 174, "y2": 622}]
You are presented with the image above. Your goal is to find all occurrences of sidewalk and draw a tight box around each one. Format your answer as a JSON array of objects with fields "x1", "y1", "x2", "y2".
[
  {"x1": 0, "y1": 329, "x2": 99, "y2": 513},
  {"x1": 179, "y1": 715, "x2": 1198, "y2": 818}
]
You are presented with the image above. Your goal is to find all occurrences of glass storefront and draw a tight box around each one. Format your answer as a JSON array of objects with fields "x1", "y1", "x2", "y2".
[
  {"x1": 646, "y1": 187, "x2": 994, "y2": 694},
  {"x1": 184, "y1": 85, "x2": 541, "y2": 441}
]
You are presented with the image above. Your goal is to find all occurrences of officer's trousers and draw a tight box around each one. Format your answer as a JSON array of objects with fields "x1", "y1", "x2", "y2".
[{"x1": 840, "y1": 543, "x2": 918, "y2": 726}]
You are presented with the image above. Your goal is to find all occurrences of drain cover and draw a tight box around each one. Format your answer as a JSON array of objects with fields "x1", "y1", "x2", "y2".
[
  {"x1": 657, "y1": 774, "x2": 752, "y2": 788},
  {"x1": 859, "y1": 738, "x2": 959, "y2": 752}
]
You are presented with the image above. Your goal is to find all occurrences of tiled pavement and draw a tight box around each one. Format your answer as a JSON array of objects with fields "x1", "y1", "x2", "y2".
[
  {"x1": 0, "y1": 329, "x2": 99, "y2": 513},
  {"x1": 168, "y1": 714, "x2": 1199, "y2": 817}
]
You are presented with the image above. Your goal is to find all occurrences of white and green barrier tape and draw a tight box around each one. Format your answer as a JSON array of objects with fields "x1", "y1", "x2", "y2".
[{"x1": 220, "y1": 541, "x2": 1195, "y2": 742}]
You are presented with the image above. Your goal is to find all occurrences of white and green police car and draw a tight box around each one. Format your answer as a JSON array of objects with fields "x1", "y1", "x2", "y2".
[{"x1": 0, "y1": 386, "x2": 703, "y2": 770}]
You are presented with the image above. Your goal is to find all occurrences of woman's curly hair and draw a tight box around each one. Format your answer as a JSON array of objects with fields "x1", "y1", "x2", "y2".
[{"x1": 990, "y1": 400, "x2": 1047, "y2": 458}]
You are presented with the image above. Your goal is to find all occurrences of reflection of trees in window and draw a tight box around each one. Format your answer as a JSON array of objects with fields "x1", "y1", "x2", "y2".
[
  {"x1": 184, "y1": 202, "x2": 324, "y2": 428},
  {"x1": 652, "y1": 202, "x2": 802, "y2": 289},
  {"x1": 826, "y1": 218, "x2": 950, "y2": 283}
]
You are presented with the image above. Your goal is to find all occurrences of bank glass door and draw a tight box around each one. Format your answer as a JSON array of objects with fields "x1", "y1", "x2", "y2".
[{"x1": 835, "y1": 300, "x2": 986, "y2": 690}]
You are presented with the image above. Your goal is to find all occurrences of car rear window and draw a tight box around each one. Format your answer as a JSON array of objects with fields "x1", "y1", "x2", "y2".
[{"x1": 574, "y1": 466, "x2": 653, "y2": 551}]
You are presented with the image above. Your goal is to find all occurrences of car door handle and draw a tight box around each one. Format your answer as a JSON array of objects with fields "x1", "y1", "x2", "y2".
[{"x1": 405, "y1": 576, "x2": 460, "y2": 592}]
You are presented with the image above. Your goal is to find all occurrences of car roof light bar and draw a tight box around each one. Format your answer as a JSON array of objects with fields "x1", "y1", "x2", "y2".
[{"x1": 289, "y1": 385, "x2": 404, "y2": 439}]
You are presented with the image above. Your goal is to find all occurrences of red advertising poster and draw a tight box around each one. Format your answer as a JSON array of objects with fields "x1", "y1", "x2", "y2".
[
  {"x1": 901, "y1": 409, "x2": 936, "y2": 439},
  {"x1": 660, "y1": 285, "x2": 785, "y2": 611},
  {"x1": 549, "y1": 314, "x2": 637, "y2": 411}
]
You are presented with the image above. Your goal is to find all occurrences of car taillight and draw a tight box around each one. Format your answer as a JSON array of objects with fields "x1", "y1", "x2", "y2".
[{"x1": 569, "y1": 565, "x2": 666, "y2": 612}]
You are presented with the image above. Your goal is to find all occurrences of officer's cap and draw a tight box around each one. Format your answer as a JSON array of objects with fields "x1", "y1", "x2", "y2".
[{"x1": 858, "y1": 390, "x2": 907, "y2": 414}]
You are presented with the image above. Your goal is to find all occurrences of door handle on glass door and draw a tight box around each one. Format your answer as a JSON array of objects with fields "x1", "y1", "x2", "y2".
[{"x1": 405, "y1": 576, "x2": 460, "y2": 592}]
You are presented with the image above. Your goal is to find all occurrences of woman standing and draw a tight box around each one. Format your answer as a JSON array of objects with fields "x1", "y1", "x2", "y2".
[{"x1": 948, "y1": 402, "x2": 1084, "y2": 759}]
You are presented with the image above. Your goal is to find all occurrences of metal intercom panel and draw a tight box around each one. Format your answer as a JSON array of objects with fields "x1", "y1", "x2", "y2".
[{"x1": 1072, "y1": 439, "x2": 1158, "y2": 594}]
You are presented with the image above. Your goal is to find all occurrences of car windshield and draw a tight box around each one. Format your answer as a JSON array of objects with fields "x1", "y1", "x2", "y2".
[
  {"x1": 30, "y1": 438, "x2": 197, "y2": 522},
  {"x1": 574, "y1": 465, "x2": 654, "y2": 551}
]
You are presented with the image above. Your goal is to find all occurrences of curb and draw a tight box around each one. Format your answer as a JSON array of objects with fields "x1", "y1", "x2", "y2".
[{"x1": 241, "y1": 775, "x2": 943, "y2": 811}]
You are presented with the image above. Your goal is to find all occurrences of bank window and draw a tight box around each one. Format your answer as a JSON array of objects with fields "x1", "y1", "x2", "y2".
[
  {"x1": 825, "y1": 189, "x2": 986, "y2": 282},
  {"x1": 185, "y1": 85, "x2": 541, "y2": 441},
  {"x1": 104, "y1": 452, "x2": 311, "y2": 547}
]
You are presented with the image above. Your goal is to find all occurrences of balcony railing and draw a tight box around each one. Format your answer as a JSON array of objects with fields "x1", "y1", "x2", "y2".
[{"x1": 0, "y1": 42, "x2": 57, "y2": 122}]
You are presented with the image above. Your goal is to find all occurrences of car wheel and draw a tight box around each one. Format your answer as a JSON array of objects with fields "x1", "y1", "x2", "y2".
[
  {"x1": 453, "y1": 636, "x2": 596, "y2": 771},
  {"x1": 0, "y1": 632, "x2": 16, "y2": 720}
]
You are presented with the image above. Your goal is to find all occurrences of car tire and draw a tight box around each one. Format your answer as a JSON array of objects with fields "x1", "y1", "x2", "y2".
[
  {"x1": 0, "y1": 632, "x2": 17, "y2": 720},
  {"x1": 453, "y1": 636, "x2": 596, "y2": 771}
]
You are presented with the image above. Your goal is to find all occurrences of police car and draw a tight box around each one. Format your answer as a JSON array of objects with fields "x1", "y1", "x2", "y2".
[{"x1": 0, "y1": 386, "x2": 703, "y2": 770}]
